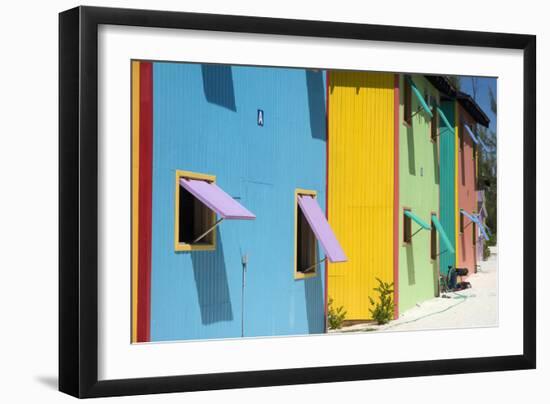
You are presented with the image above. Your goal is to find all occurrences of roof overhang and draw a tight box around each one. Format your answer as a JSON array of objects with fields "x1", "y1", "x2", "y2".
[
  {"x1": 425, "y1": 75, "x2": 491, "y2": 128},
  {"x1": 425, "y1": 75, "x2": 457, "y2": 98},
  {"x1": 456, "y1": 91, "x2": 491, "y2": 128}
]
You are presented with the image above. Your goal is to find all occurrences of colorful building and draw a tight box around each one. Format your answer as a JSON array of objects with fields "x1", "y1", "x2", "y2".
[
  {"x1": 131, "y1": 61, "x2": 346, "y2": 342},
  {"x1": 397, "y1": 74, "x2": 441, "y2": 314},
  {"x1": 131, "y1": 62, "x2": 492, "y2": 339},
  {"x1": 327, "y1": 71, "x2": 397, "y2": 321},
  {"x1": 456, "y1": 92, "x2": 490, "y2": 275},
  {"x1": 425, "y1": 79, "x2": 490, "y2": 279}
]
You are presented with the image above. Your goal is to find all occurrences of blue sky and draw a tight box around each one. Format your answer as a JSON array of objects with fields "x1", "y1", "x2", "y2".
[{"x1": 460, "y1": 76, "x2": 497, "y2": 135}]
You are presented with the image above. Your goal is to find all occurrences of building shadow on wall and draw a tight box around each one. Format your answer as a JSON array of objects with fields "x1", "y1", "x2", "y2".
[
  {"x1": 201, "y1": 64, "x2": 237, "y2": 111},
  {"x1": 460, "y1": 233, "x2": 466, "y2": 262},
  {"x1": 406, "y1": 245, "x2": 416, "y2": 286},
  {"x1": 406, "y1": 125, "x2": 416, "y2": 175},
  {"x1": 461, "y1": 144, "x2": 466, "y2": 186},
  {"x1": 191, "y1": 228, "x2": 234, "y2": 324},
  {"x1": 304, "y1": 265, "x2": 324, "y2": 334},
  {"x1": 306, "y1": 70, "x2": 326, "y2": 140}
]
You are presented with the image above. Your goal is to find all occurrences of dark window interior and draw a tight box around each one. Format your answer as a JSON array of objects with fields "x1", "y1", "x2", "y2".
[
  {"x1": 472, "y1": 222, "x2": 477, "y2": 246},
  {"x1": 404, "y1": 77, "x2": 412, "y2": 125},
  {"x1": 296, "y1": 204, "x2": 317, "y2": 274},
  {"x1": 460, "y1": 213, "x2": 465, "y2": 234},
  {"x1": 430, "y1": 221, "x2": 437, "y2": 260},
  {"x1": 403, "y1": 209, "x2": 412, "y2": 244},
  {"x1": 178, "y1": 185, "x2": 215, "y2": 245},
  {"x1": 431, "y1": 106, "x2": 438, "y2": 142}
]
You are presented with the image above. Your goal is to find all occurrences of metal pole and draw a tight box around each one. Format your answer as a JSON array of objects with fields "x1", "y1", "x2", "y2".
[
  {"x1": 411, "y1": 106, "x2": 425, "y2": 118},
  {"x1": 193, "y1": 217, "x2": 224, "y2": 244},
  {"x1": 436, "y1": 248, "x2": 448, "y2": 257},
  {"x1": 405, "y1": 227, "x2": 424, "y2": 243},
  {"x1": 300, "y1": 257, "x2": 327, "y2": 274},
  {"x1": 241, "y1": 254, "x2": 248, "y2": 338}
]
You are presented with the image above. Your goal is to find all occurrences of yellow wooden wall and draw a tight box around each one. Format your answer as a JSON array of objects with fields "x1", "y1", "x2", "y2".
[
  {"x1": 131, "y1": 61, "x2": 140, "y2": 342},
  {"x1": 327, "y1": 71, "x2": 395, "y2": 320}
]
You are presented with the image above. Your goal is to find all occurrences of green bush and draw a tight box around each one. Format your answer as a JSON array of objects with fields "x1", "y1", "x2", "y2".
[
  {"x1": 327, "y1": 297, "x2": 347, "y2": 330},
  {"x1": 368, "y1": 278, "x2": 395, "y2": 325}
]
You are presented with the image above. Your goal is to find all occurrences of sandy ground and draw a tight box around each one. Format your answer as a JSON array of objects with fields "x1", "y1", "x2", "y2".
[{"x1": 331, "y1": 246, "x2": 498, "y2": 333}]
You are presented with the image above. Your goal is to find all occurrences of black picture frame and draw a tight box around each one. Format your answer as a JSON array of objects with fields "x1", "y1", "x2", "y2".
[{"x1": 59, "y1": 5, "x2": 536, "y2": 398}]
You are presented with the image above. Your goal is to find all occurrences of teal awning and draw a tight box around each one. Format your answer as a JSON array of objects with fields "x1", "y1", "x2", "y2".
[
  {"x1": 404, "y1": 210, "x2": 431, "y2": 230},
  {"x1": 436, "y1": 107, "x2": 454, "y2": 133},
  {"x1": 408, "y1": 77, "x2": 433, "y2": 118},
  {"x1": 431, "y1": 214, "x2": 455, "y2": 254}
]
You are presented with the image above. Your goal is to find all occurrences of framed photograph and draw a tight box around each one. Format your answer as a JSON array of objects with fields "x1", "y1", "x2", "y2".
[{"x1": 59, "y1": 6, "x2": 536, "y2": 398}]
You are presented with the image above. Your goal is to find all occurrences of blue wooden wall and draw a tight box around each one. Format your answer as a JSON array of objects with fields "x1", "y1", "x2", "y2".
[{"x1": 150, "y1": 62, "x2": 327, "y2": 341}]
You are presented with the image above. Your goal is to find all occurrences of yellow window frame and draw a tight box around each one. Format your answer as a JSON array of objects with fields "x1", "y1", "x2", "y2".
[
  {"x1": 294, "y1": 188, "x2": 319, "y2": 280},
  {"x1": 174, "y1": 169, "x2": 217, "y2": 252}
]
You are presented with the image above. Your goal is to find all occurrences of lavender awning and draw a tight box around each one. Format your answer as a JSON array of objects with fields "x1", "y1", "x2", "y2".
[
  {"x1": 478, "y1": 135, "x2": 490, "y2": 153},
  {"x1": 460, "y1": 209, "x2": 478, "y2": 223},
  {"x1": 463, "y1": 123, "x2": 480, "y2": 145},
  {"x1": 477, "y1": 221, "x2": 491, "y2": 241},
  {"x1": 460, "y1": 209, "x2": 490, "y2": 241},
  {"x1": 179, "y1": 178, "x2": 256, "y2": 220},
  {"x1": 297, "y1": 195, "x2": 347, "y2": 263}
]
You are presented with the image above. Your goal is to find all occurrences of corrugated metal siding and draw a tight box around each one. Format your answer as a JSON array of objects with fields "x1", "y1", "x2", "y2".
[
  {"x1": 457, "y1": 105, "x2": 478, "y2": 275},
  {"x1": 131, "y1": 61, "x2": 140, "y2": 343},
  {"x1": 398, "y1": 75, "x2": 440, "y2": 313},
  {"x1": 150, "y1": 63, "x2": 327, "y2": 340},
  {"x1": 439, "y1": 101, "x2": 457, "y2": 276},
  {"x1": 327, "y1": 71, "x2": 394, "y2": 320}
]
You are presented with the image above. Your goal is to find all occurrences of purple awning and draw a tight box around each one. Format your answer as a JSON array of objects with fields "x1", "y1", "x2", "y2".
[
  {"x1": 460, "y1": 209, "x2": 489, "y2": 241},
  {"x1": 179, "y1": 178, "x2": 256, "y2": 220},
  {"x1": 297, "y1": 195, "x2": 347, "y2": 263},
  {"x1": 463, "y1": 123, "x2": 480, "y2": 145}
]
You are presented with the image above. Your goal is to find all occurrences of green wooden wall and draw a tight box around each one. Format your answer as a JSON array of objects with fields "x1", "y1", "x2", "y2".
[{"x1": 398, "y1": 75, "x2": 440, "y2": 314}]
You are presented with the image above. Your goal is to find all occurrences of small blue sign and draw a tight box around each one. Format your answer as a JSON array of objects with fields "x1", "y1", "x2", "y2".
[{"x1": 257, "y1": 109, "x2": 264, "y2": 127}]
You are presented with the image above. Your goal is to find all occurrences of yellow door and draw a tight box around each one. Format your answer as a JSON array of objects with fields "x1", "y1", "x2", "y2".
[{"x1": 327, "y1": 71, "x2": 395, "y2": 320}]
